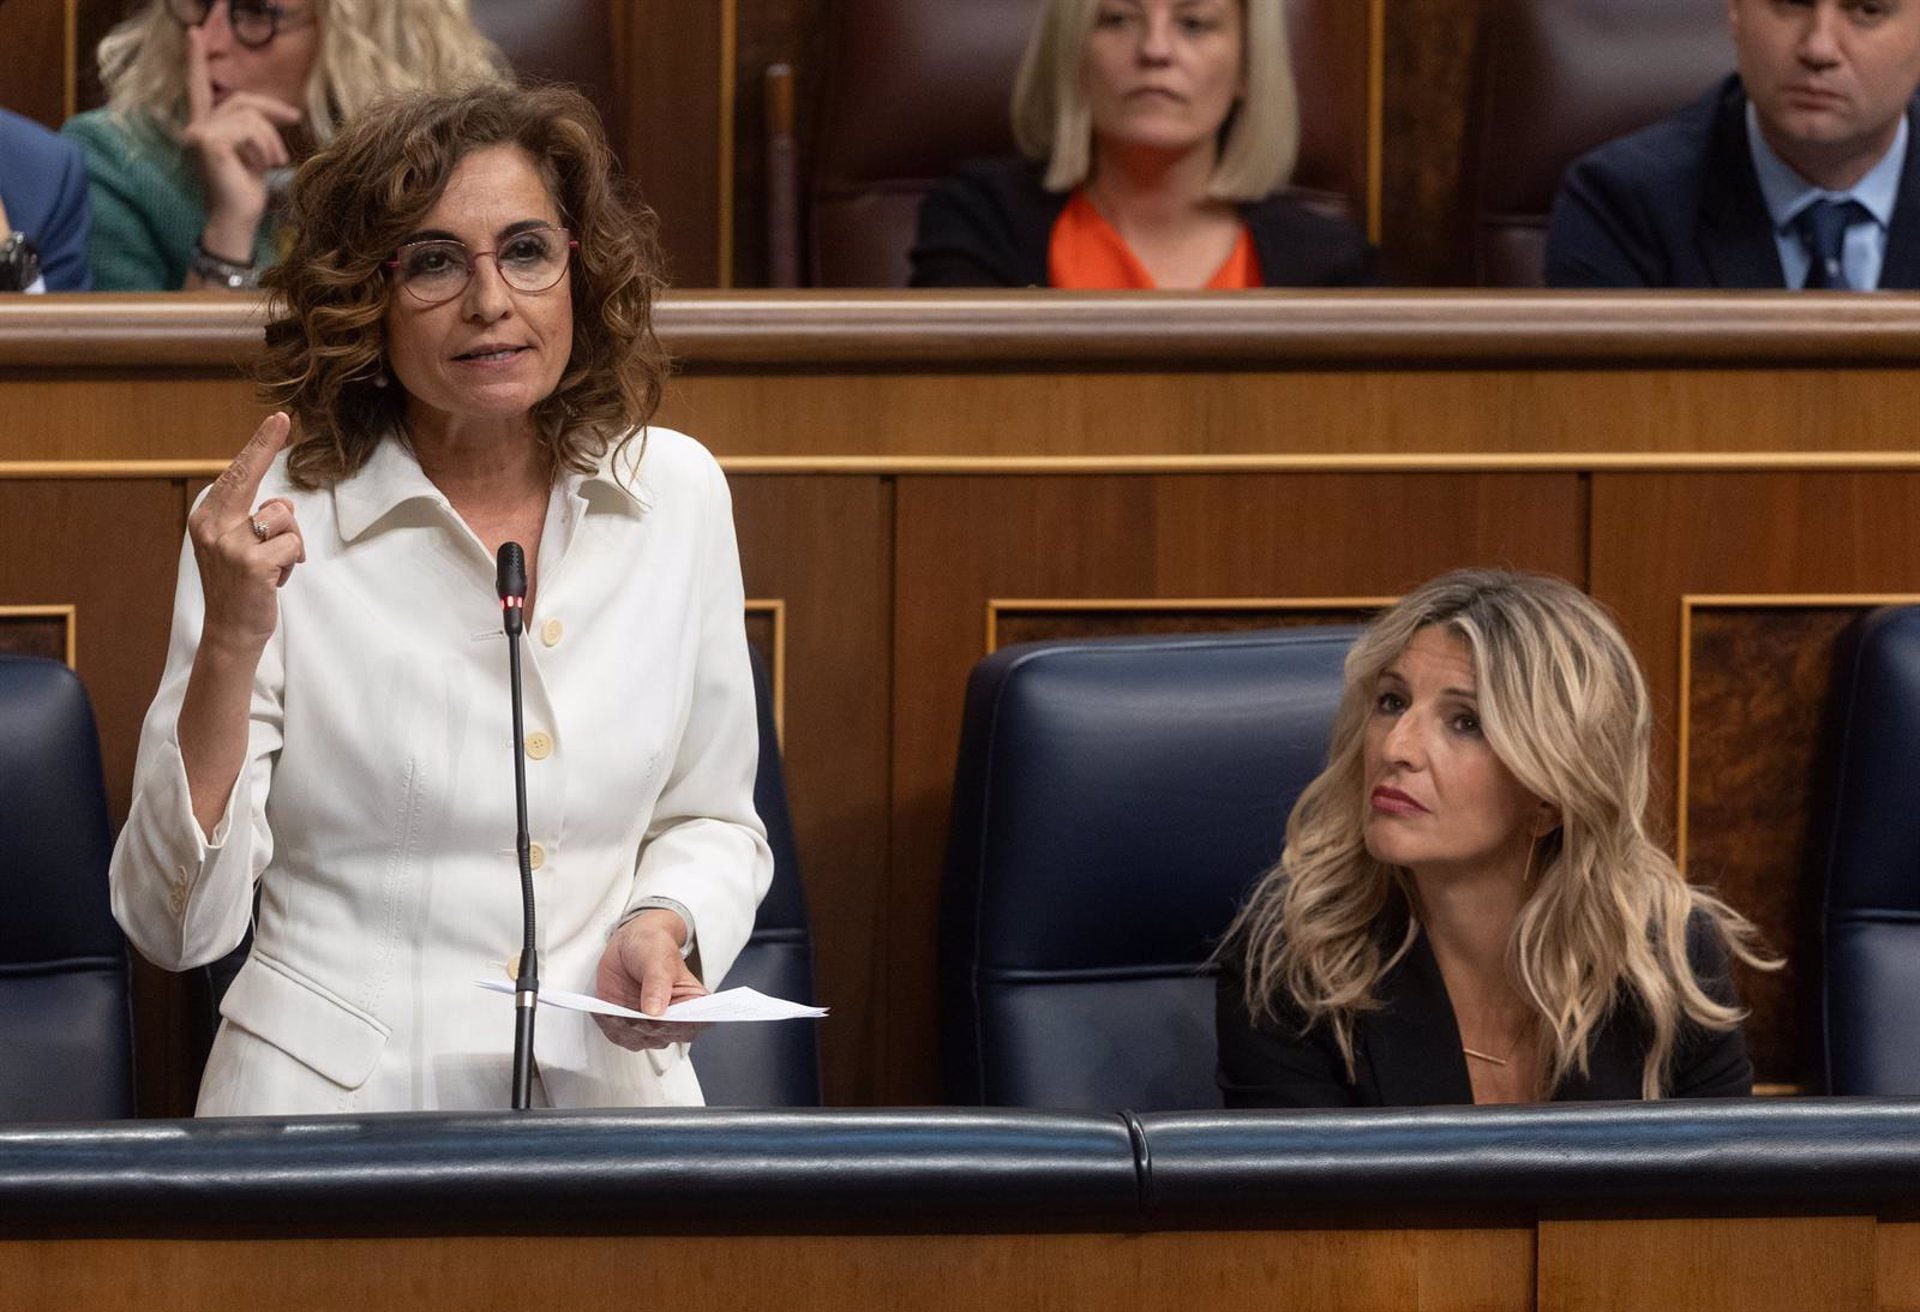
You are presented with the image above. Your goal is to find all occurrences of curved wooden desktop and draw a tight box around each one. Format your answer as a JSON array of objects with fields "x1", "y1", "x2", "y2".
[
  {"x1": 3, "y1": 292, "x2": 1917, "y2": 1118},
  {"x1": 2, "y1": 1102, "x2": 1918, "y2": 1312}
]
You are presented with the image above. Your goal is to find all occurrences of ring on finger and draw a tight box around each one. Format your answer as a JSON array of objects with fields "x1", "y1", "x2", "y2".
[{"x1": 250, "y1": 516, "x2": 271, "y2": 542}]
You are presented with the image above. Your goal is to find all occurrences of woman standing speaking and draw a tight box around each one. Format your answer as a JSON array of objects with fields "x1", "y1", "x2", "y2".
[{"x1": 110, "y1": 85, "x2": 772, "y2": 1115}]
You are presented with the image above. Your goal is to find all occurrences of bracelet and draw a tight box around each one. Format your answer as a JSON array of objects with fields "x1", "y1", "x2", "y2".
[
  {"x1": 191, "y1": 240, "x2": 259, "y2": 291},
  {"x1": 615, "y1": 897, "x2": 698, "y2": 960}
]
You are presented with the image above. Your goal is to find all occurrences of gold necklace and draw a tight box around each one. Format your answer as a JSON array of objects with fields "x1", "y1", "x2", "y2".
[{"x1": 1461, "y1": 1045, "x2": 1509, "y2": 1066}]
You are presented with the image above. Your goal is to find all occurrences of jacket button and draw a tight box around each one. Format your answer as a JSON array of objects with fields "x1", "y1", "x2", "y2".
[
  {"x1": 540, "y1": 618, "x2": 564, "y2": 647},
  {"x1": 525, "y1": 731, "x2": 553, "y2": 760}
]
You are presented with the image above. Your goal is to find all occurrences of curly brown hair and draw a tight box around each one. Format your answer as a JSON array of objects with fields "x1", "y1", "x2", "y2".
[{"x1": 259, "y1": 83, "x2": 668, "y2": 491}]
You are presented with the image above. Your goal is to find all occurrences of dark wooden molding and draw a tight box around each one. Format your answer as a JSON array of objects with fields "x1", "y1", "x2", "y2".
[{"x1": 13, "y1": 292, "x2": 1920, "y2": 368}]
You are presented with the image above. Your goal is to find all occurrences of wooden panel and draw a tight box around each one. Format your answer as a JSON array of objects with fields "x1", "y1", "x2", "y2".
[
  {"x1": 743, "y1": 601, "x2": 784, "y2": 729},
  {"x1": 1880, "y1": 1221, "x2": 1920, "y2": 1312},
  {"x1": 1418, "y1": 1227, "x2": 1537, "y2": 1312},
  {"x1": 991, "y1": 600, "x2": 1385, "y2": 651},
  {"x1": 1538, "y1": 1216, "x2": 1876, "y2": 1312},
  {"x1": 619, "y1": 1, "x2": 726, "y2": 287},
  {"x1": 1683, "y1": 604, "x2": 1904, "y2": 1087},
  {"x1": 0, "y1": 1228, "x2": 1535, "y2": 1311},
  {"x1": 0, "y1": 478, "x2": 190, "y2": 1116},
  {"x1": 668, "y1": 366, "x2": 1920, "y2": 464},
  {"x1": 730, "y1": 475, "x2": 891, "y2": 1106},
  {"x1": 0, "y1": 607, "x2": 74, "y2": 663},
  {"x1": 25, "y1": 360, "x2": 1920, "y2": 466},
  {"x1": 0, "y1": 480, "x2": 182, "y2": 822},
  {"x1": 886, "y1": 472, "x2": 1586, "y2": 1101},
  {"x1": 0, "y1": 0, "x2": 69, "y2": 127},
  {"x1": 1591, "y1": 474, "x2": 1920, "y2": 1090},
  {"x1": 0, "y1": 373, "x2": 260, "y2": 462},
  {"x1": 1379, "y1": 0, "x2": 1486, "y2": 284}
]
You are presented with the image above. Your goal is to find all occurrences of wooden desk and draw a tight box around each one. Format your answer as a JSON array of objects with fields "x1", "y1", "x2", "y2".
[
  {"x1": 4, "y1": 1103, "x2": 1919, "y2": 1312},
  {"x1": 5, "y1": 291, "x2": 1918, "y2": 1110}
]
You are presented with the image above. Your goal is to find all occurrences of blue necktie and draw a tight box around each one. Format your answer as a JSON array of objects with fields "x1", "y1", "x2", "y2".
[{"x1": 1793, "y1": 198, "x2": 1871, "y2": 290}]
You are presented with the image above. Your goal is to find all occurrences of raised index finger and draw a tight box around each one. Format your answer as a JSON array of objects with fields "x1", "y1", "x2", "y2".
[
  {"x1": 203, "y1": 412, "x2": 292, "y2": 521},
  {"x1": 185, "y1": 26, "x2": 212, "y2": 126}
]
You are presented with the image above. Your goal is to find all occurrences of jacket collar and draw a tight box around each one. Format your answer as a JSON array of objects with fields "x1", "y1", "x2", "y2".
[
  {"x1": 1356, "y1": 930, "x2": 1474, "y2": 1106},
  {"x1": 1878, "y1": 98, "x2": 1920, "y2": 288},
  {"x1": 1354, "y1": 920, "x2": 1646, "y2": 1104},
  {"x1": 1700, "y1": 76, "x2": 1790, "y2": 288}
]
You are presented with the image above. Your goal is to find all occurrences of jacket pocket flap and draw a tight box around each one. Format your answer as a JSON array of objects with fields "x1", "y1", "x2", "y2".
[{"x1": 220, "y1": 952, "x2": 391, "y2": 1090}]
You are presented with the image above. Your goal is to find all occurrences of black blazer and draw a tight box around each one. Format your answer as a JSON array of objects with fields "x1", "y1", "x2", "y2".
[
  {"x1": 1546, "y1": 75, "x2": 1920, "y2": 289},
  {"x1": 1215, "y1": 912, "x2": 1754, "y2": 1107},
  {"x1": 908, "y1": 155, "x2": 1372, "y2": 288}
]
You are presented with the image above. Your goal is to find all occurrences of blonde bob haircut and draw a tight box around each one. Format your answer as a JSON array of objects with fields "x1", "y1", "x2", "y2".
[
  {"x1": 95, "y1": 0, "x2": 506, "y2": 143},
  {"x1": 1223, "y1": 569, "x2": 1778, "y2": 1100},
  {"x1": 1010, "y1": 0, "x2": 1298, "y2": 201}
]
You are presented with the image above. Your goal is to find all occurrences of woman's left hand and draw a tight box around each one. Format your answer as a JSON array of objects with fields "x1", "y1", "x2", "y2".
[{"x1": 592, "y1": 909, "x2": 709, "y2": 1050}]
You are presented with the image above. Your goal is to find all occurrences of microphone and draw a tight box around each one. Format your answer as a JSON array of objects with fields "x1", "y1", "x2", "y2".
[
  {"x1": 497, "y1": 542, "x2": 526, "y2": 636},
  {"x1": 496, "y1": 542, "x2": 537, "y2": 1110}
]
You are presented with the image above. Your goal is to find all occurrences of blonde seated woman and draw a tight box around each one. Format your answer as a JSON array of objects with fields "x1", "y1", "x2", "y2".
[
  {"x1": 909, "y1": 0, "x2": 1368, "y2": 289},
  {"x1": 1216, "y1": 570, "x2": 1778, "y2": 1107},
  {"x1": 63, "y1": 0, "x2": 503, "y2": 291}
]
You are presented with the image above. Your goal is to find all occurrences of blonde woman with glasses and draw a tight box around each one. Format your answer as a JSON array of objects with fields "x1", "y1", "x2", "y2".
[
  {"x1": 62, "y1": 0, "x2": 503, "y2": 290},
  {"x1": 909, "y1": 0, "x2": 1368, "y2": 288},
  {"x1": 1216, "y1": 569, "x2": 1778, "y2": 1107}
]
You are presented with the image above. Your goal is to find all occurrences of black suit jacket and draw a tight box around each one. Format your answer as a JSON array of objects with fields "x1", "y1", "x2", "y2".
[
  {"x1": 908, "y1": 156, "x2": 1372, "y2": 288},
  {"x1": 1215, "y1": 911, "x2": 1754, "y2": 1107},
  {"x1": 1545, "y1": 75, "x2": 1920, "y2": 289}
]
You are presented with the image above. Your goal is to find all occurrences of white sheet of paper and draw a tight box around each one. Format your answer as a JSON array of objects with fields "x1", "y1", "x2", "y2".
[{"x1": 474, "y1": 979, "x2": 827, "y2": 1022}]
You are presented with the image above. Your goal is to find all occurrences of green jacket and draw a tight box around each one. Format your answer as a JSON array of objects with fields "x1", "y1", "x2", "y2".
[{"x1": 61, "y1": 108, "x2": 280, "y2": 291}]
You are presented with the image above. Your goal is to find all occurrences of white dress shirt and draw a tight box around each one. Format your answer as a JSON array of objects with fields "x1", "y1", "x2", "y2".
[{"x1": 110, "y1": 427, "x2": 773, "y2": 1115}]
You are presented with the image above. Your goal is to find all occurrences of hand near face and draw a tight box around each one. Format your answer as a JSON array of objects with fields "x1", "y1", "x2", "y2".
[
  {"x1": 181, "y1": 24, "x2": 303, "y2": 244},
  {"x1": 592, "y1": 909, "x2": 710, "y2": 1051},
  {"x1": 187, "y1": 411, "x2": 305, "y2": 657}
]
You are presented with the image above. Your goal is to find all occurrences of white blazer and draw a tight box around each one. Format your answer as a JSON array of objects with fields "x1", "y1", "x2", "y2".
[{"x1": 110, "y1": 428, "x2": 773, "y2": 1115}]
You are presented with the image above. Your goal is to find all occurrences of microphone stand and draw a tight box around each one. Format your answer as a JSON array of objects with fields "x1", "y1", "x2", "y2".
[{"x1": 497, "y1": 544, "x2": 538, "y2": 1111}]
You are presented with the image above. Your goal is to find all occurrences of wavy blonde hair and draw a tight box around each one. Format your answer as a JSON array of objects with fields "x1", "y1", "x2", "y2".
[
  {"x1": 1224, "y1": 569, "x2": 1779, "y2": 1099},
  {"x1": 1010, "y1": 0, "x2": 1298, "y2": 201},
  {"x1": 96, "y1": 0, "x2": 506, "y2": 141}
]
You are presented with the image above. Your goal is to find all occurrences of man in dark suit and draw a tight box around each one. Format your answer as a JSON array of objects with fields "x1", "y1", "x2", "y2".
[
  {"x1": 0, "y1": 107, "x2": 92, "y2": 292},
  {"x1": 1547, "y1": 0, "x2": 1920, "y2": 289}
]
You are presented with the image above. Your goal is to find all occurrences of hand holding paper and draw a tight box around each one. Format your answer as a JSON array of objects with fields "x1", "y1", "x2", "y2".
[{"x1": 476, "y1": 979, "x2": 827, "y2": 1023}]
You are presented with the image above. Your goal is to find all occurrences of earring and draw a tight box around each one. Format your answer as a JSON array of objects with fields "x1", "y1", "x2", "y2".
[{"x1": 373, "y1": 369, "x2": 389, "y2": 389}]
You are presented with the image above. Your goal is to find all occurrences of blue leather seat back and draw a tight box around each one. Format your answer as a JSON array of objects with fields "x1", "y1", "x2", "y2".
[
  {"x1": 1820, "y1": 607, "x2": 1920, "y2": 1095},
  {"x1": 0, "y1": 655, "x2": 135, "y2": 1120},
  {"x1": 943, "y1": 627, "x2": 1360, "y2": 1109},
  {"x1": 690, "y1": 648, "x2": 823, "y2": 1106}
]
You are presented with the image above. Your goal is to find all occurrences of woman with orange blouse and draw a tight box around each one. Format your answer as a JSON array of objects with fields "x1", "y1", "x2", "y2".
[{"x1": 910, "y1": 0, "x2": 1368, "y2": 290}]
